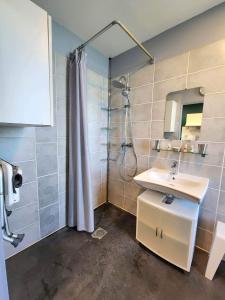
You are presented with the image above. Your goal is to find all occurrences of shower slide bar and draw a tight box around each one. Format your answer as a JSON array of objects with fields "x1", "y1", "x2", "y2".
[{"x1": 74, "y1": 20, "x2": 154, "y2": 63}]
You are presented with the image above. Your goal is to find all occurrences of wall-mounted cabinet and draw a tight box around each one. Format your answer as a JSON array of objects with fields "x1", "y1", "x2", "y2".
[
  {"x1": 136, "y1": 190, "x2": 199, "y2": 271},
  {"x1": 0, "y1": 0, "x2": 53, "y2": 126}
]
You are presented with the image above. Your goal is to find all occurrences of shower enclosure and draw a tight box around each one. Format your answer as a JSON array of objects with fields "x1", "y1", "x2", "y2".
[{"x1": 69, "y1": 20, "x2": 153, "y2": 220}]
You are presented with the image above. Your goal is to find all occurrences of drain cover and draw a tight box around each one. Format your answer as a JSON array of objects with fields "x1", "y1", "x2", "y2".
[{"x1": 91, "y1": 227, "x2": 107, "y2": 240}]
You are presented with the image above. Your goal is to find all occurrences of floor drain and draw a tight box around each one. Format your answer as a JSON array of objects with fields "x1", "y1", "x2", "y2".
[{"x1": 91, "y1": 227, "x2": 107, "y2": 240}]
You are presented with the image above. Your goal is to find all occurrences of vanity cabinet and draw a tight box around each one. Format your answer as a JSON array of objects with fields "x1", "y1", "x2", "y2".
[
  {"x1": 0, "y1": 0, "x2": 53, "y2": 126},
  {"x1": 136, "y1": 190, "x2": 199, "y2": 271}
]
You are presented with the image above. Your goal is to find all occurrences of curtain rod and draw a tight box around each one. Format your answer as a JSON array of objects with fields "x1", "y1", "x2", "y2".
[{"x1": 74, "y1": 20, "x2": 154, "y2": 64}]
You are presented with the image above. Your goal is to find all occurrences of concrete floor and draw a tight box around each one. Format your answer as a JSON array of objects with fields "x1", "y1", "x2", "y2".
[{"x1": 6, "y1": 204, "x2": 225, "y2": 300}]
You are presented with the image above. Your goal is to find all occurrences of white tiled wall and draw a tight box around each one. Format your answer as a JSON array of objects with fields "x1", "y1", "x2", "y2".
[{"x1": 109, "y1": 38, "x2": 225, "y2": 252}]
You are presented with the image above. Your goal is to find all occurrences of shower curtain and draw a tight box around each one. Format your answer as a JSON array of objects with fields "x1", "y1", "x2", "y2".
[{"x1": 67, "y1": 49, "x2": 94, "y2": 233}]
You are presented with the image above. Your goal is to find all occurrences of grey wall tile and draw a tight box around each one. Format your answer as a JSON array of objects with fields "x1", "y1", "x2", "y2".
[
  {"x1": 0, "y1": 127, "x2": 35, "y2": 138},
  {"x1": 136, "y1": 155, "x2": 149, "y2": 173},
  {"x1": 199, "y1": 208, "x2": 216, "y2": 231},
  {"x1": 189, "y1": 39, "x2": 225, "y2": 73},
  {"x1": 131, "y1": 103, "x2": 152, "y2": 122},
  {"x1": 129, "y1": 64, "x2": 154, "y2": 87},
  {"x1": 18, "y1": 160, "x2": 36, "y2": 184},
  {"x1": 196, "y1": 227, "x2": 212, "y2": 252},
  {"x1": 58, "y1": 156, "x2": 66, "y2": 174},
  {"x1": 134, "y1": 139, "x2": 150, "y2": 155},
  {"x1": 59, "y1": 202, "x2": 66, "y2": 228},
  {"x1": 38, "y1": 174, "x2": 58, "y2": 208},
  {"x1": 131, "y1": 84, "x2": 153, "y2": 104},
  {"x1": 179, "y1": 162, "x2": 221, "y2": 189},
  {"x1": 200, "y1": 118, "x2": 225, "y2": 142},
  {"x1": 202, "y1": 188, "x2": 218, "y2": 212},
  {"x1": 57, "y1": 137, "x2": 67, "y2": 157},
  {"x1": 57, "y1": 97, "x2": 67, "y2": 116},
  {"x1": 40, "y1": 203, "x2": 59, "y2": 237},
  {"x1": 110, "y1": 109, "x2": 124, "y2": 123},
  {"x1": 108, "y1": 179, "x2": 124, "y2": 208},
  {"x1": 35, "y1": 127, "x2": 57, "y2": 143},
  {"x1": 8, "y1": 203, "x2": 39, "y2": 232},
  {"x1": 12, "y1": 181, "x2": 38, "y2": 210},
  {"x1": 153, "y1": 76, "x2": 186, "y2": 101},
  {"x1": 203, "y1": 93, "x2": 225, "y2": 118},
  {"x1": 151, "y1": 121, "x2": 164, "y2": 139},
  {"x1": 56, "y1": 115, "x2": 67, "y2": 138},
  {"x1": 109, "y1": 161, "x2": 120, "y2": 180},
  {"x1": 123, "y1": 198, "x2": 137, "y2": 216},
  {"x1": 59, "y1": 174, "x2": 66, "y2": 194},
  {"x1": 152, "y1": 101, "x2": 166, "y2": 120},
  {"x1": 187, "y1": 66, "x2": 225, "y2": 94},
  {"x1": 132, "y1": 122, "x2": 150, "y2": 138},
  {"x1": 124, "y1": 181, "x2": 143, "y2": 201},
  {"x1": 155, "y1": 53, "x2": 188, "y2": 82},
  {"x1": 59, "y1": 192, "x2": 66, "y2": 206},
  {"x1": 149, "y1": 157, "x2": 175, "y2": 170},
  {"x1": 4, "y1": 221, "x2": 40, "y2": 259},
  {"x1": 36, "y1": 143, "x2": 58, "y2": 176},
  {"x1": 0, "y1": 138, "x2": 35, "y2": 163}
]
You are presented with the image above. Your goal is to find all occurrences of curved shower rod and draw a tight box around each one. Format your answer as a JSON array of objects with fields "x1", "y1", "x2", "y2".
[{"x1": 74, "y1": 20, "x2": 154, "y2": 63}]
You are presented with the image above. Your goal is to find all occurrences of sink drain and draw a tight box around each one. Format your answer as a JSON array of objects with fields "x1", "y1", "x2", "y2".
[{"x1": 91, "y1": 227, "x2": 107, "y2": 240}]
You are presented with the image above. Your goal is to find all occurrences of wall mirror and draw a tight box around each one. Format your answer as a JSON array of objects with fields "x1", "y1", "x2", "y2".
[{"x1": 164, "y1": 87, "x2": 205, "y2": 141}]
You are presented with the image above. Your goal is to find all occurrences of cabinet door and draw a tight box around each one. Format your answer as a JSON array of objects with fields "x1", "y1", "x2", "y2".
[
  {"x1": 159, "y1": 210, "x2": 192, "y2": 270},
  {"x1": 136, "y1": 199, "x2": 160, "y2": 253},
  {"x1": 0, "y1": 0, "x2": 53, "y2": 126}
]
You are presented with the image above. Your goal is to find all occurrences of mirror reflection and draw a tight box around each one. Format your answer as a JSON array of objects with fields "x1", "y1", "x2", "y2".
[{"x1": 164, "y1": 87, "x2": 204, "y2": 140}]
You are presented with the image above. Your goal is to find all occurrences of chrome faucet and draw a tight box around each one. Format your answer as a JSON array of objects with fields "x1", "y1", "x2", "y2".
[{"x1": 170, "y1": 160, "x2": 178, "y2": 178}]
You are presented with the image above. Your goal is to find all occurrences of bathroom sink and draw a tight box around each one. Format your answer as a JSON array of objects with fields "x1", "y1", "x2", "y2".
[{"x1": 134, "y1": 168, "x2": 209, "y2": 203}]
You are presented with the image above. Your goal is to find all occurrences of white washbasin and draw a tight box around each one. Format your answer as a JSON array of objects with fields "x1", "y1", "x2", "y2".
[{"x1": 134, "y1": 168, "x2": 209, "y2": 203}]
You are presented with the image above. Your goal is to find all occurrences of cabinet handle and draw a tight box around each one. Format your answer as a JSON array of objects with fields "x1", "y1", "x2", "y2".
[
  {"x1": 156, "y1": 227, "x2": 158, "y2": 237},
  {"x1": 160, "y1": 229, "x2": 163, "y2": 239}
]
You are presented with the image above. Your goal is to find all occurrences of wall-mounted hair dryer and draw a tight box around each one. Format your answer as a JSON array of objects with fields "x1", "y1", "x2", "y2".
[
  {"x1": 0, "y1": 159, "x2": 24, "y2": 247},
  {"x1": 0, "y1": 159, "x2": 22, "y2": 206}
]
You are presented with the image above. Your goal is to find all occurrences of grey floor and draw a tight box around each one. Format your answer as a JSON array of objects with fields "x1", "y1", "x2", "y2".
[{"x1": 6, "y1": 204, "x2": 225, "y2": 300}]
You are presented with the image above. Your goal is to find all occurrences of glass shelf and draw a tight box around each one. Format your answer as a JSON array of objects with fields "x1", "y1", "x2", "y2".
[{"x1": 152, "y1": 148, "x2": 207, "y2": 157}]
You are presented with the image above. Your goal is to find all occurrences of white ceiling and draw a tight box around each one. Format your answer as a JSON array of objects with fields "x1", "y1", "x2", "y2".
[{"x1": 32, "y1": 0, "x2": 224, "y2": 57}]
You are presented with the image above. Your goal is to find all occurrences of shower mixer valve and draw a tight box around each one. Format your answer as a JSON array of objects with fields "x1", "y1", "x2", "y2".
[{"x1": 121, "y1": 142, "x2": 133, "y2": 148}]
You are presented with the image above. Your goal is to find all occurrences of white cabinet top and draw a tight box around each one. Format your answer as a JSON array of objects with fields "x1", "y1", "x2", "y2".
[{"x1": 138, "y1": 190, "x2": 199, "y2": 221}]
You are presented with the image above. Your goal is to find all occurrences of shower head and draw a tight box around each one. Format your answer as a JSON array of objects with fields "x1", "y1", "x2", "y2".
[
  {"x1": 112, "y1": 76, "x2": 127, "y2": 89},
  {"x1": 112, "y1": 80, "x2": 125, "y2": 89}
]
